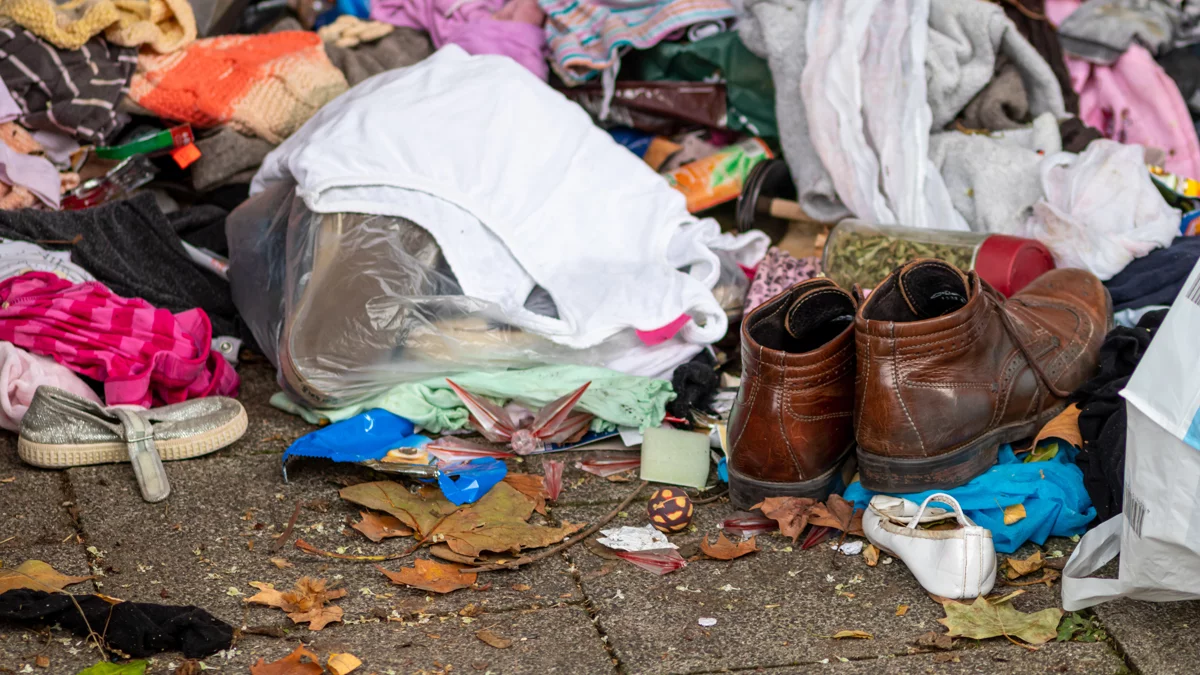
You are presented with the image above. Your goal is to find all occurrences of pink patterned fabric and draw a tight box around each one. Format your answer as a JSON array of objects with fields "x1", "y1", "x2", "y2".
[
  {"x1": 0, "y1": 272, "x2": 238, "y2": 407},
  {"x1": 744, "y1": 248, "x2": 819, "y2": 313},
  {"x1": 0, "y1": 340, "x2": 100, "y2": 431}
]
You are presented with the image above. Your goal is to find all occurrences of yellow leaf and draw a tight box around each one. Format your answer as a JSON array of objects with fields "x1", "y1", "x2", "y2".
[
  {"x1": 896, "y1": 605, "x2": 909, "y2": 616},
  {"x1": 0, "y1": 560, "x2": 93, "y2": 593},
  {"x1": 1026, "y1": 404, "x2": 1082, "y2": 452},
  {"x1": 863, "y1": 544, "x2": 879, "y2": 567},
  {"x1": 830, "y1": 630, "x2": 872, "y2": 639},
  {"x1": 1005, "y1": 551, "x2": 1045, "y2": 580},
  {"x1": 1003, "y1": 504, "x2": 1027, "y2": 526},
  {"x1": 326, "y1": 652, "x2": 362, "y2": 675}
]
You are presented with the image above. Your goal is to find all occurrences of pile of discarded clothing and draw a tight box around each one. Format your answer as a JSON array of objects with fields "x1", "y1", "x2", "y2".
[{"x1": 4, "y1": 0, "x2": 1200, "y2": 652}]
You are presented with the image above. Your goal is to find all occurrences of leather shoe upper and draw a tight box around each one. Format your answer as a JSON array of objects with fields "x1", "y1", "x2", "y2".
[{"x1": 728, "y1": 278, "x2": 858, "y2": 483}]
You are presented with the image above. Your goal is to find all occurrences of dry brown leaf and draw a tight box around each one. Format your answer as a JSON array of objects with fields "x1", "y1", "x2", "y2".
[
  {"x1": 326, "y1": 653, "x2": 362, "y2": 675},
  {"x1": 753, "y1": 497, "x2": 817, "y2": 542},
  {"x1": 476, "y1": 629, "x2": 513, "y2": 649},
  {"x1": 999, "y1": 568, "x2": 1061, "y2": 588},
  {"x1": 502, "y1": 473, "x2": 549, "y2": 515},
  {"x1": 938, "y1": 595, "x2": 1063, "y2": 645},
  {"x1": 246, "y1": 577, "x2": 347, "y2": 631},
  {"x1": 249, "y1": 644, "x2": 324, "y2": 675},
  {"x1": 1005, "y1": 551, "x2": 1045, "y2": 580},
  {"x1": 1027, "y1": 404, "x2": 1082, "y2": 451},
  {"x1": 830, "y1": 630, "x2": 872, "y2": 639},
  {"x1": 34, "y1": 655, "x2": 49, "y2": 669},
  {"x1": 0, "y1": 560, "x2": 93, "y2": 594},
  {"x1": 1003, "y1": 504, "x2": 1027, "y2": 526},
  {"x1": 914, "y1": 631, "x2": 954, "y2": 650},
  {"x1": 174, "y1": 660, "x2": 202, "y2": 675},
  {"x1": 511, "y1": 583, "x2": 531, "y2": 592},
  {"x1": 699, "y1": 533, "x2": 758, "y2": 560},
  {"x1": 339, "y1": 481, "x2": 460, "y2": 537},
  {"x1": 864, "y1": 544, "x2": 880, "y2": 567},
  {"x1": 351, "y1": 511, "x2": 414, "y2": 542},
  {"x1": 269, "y1": 558, "x2": 294, "y2": 570},
  {"x1": 896, "y1": 604, "x2": 909, "y2": 616},
  {"x1": 429, "y1": 544, "x2": 483, "y2": 565},
  {"x1": 377, "y1": 559, "x2": 477, "y2": 594},
  {"x1": 809, "y1": 495, "x2": 864, "y2": 536}
]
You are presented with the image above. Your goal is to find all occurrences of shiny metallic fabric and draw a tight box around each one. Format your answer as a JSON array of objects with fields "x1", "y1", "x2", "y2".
[{"x1": 21, "y1": 387, "x2": 245, "y2": 445}]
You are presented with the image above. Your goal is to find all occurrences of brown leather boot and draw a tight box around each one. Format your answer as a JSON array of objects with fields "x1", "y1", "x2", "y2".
[
  {"x1": 727, "y1": 278, "x2": 859, "y2": 509},
  {"x1": 854, "y1": 259, "x2": 1110, "y2": 493}
]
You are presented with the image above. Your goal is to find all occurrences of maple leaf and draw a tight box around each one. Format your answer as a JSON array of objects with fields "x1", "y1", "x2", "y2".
[
  {"x1": 0, "y1": 560, "x2": 93, "y2": 593},
  {"x1": 435, "y1": 483, "x2": 583, "y2": 557},
  {"x1": 476, "y1": 629, "x2": 513, "y2": 649},
  {"x1": 249, "y1": 645, "x2": 323, "y2": 675},
  {"x1": 807, "y1": 495, "x2": 865, "y2": 536},
  {"x1": 377, "y1": 559, "x2": 477, "y2": 594},
  {"x1": 339, "y1": 482, "x2": 459, "y2": 537},
  {"x1": 699, "y1": 533, "x2": 758, "y2": 560},
  {"x1": 502, "y1": 473, "x2": 549, "y2": 515},
  {"x1": 351, "y1": 510, "x2": 414, "y2": 542},
  {"x1": 1005, "y1": 551, "x2": 1045, "y2": 580},
  {"x1": 753, "y1": 497, "x2": 817, "y2": 542},
  {"x1": 938, "y1": 596, "x2": 1063, "y2": 646},
  {"x1": 246, "y1": 577, "x2": 347, "y2": 631}
]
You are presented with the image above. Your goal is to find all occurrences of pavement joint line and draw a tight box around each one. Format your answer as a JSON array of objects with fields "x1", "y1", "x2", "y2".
[{"x1": 565, "y1": 549, "x2": 623, "y2": 674}]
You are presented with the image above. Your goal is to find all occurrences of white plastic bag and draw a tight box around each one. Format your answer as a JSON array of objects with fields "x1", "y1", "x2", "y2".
[
  {"x1": 1062, "y1": 258, "x2": 1200, "y2": 610},
  {"x1": 1021, "y1": 140, "x2": 1179, "y2": 281}
]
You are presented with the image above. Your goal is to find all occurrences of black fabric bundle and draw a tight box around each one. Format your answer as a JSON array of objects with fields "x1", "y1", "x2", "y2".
[
  {"x1": 667, "y1": 350, "x2": 720, "y2": 425},
  {"x1": 0, "y1": 589, "x2": 233, "y2": 658},
  {"x1": 1069, "y1": 309, "x2": 1167, "y2": 524},
  {"x1": 0, "y1": 193, "x2": 240, "y2": 337},
  {"x1": 1105, "y1": 237, "x2": 1200, "y2": 312}
]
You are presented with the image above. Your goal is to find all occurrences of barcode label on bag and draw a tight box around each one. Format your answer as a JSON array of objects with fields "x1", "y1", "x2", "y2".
[
  {"x1": 1125, "y1": 487, "x2": 1147, "y2": 538},
  {"x1": 1187, "y1": 275, "x2": 1200, "y2": 306}
]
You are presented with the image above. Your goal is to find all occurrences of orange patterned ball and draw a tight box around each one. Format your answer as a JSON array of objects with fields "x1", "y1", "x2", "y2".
[{"x1": 647, "y1": 488, "x2": 694, "y2": 533}]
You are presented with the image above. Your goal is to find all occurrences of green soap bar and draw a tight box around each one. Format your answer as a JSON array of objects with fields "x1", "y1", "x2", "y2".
[{"x1": 639, "y1": 426, "x2": 711, "y2": 489}]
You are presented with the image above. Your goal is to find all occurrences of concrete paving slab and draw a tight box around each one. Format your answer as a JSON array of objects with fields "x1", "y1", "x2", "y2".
[
  {"x1": 1095, "y1": 596, "x2": 1200, "y2": 675},
  {"x1": 67, "y1": 454, "x2": 584, "y2": 627},
  {"x1": 557, "y1": 499, "x2": 1093, "y2": 675}
]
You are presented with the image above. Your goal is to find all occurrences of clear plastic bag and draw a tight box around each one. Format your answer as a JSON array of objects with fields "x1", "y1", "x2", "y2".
[{"x1": 227, "y1": 185, "x2": 749, "y2": 409}]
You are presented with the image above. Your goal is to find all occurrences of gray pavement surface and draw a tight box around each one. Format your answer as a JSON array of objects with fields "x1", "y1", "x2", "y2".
[{"x1": 0, "y1": 361, "x2": 1176, "y2": 673}]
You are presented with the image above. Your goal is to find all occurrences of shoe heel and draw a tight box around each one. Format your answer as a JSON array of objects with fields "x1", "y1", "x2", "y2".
[
  {"x1": 856, "y1": 439, "x2": 999, "y2": 493},
  {"x1": 728, "y1": 450, "x2": 855, "y2": 510}
]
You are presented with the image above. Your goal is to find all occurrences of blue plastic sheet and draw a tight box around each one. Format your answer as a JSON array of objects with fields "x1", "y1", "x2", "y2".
[
  {"x1": 843, "y1": 444, "x2": 1096, "y2": 554},
  {"x1": 282, "y1": 409, "x2": 426, "y2": 466},
  {"x1": 438, "y1": 457, "x2": 508, "y2": 505}
]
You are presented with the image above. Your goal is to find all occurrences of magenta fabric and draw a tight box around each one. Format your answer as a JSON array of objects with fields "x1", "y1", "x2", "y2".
[
  {"x1": 1048, "y1": 0, "x2": 1200, "y2": 179},
  {"x1": 370, "y1": 0, "x2": 548, "y2": 79},
  {"x1": 0, "y1": 340, "x2": 101, "y2": 431},
  {"x1": 0, "y1": 272, "x2": 239, "y2": 408}
]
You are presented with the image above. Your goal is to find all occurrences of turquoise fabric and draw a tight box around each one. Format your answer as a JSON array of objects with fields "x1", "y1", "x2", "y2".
[
  {"x1": 272, "y1": 365, "x2": 674, "y2": 433},
  {"x1": 844, "y1": 444, "x2": 1096, "y2": 554}
]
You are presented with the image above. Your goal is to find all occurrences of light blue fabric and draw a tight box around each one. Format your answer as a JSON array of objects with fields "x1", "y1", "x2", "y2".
[{"x1": 843, "y1": 445, "x2": 1095, "y2": 554}]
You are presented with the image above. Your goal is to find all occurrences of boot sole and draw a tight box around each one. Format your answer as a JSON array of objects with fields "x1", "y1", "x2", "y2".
[
  {"x1": 728, "y1": 445, "x2": 856, "y2": 509},
  {"x1": 855, "y1": 404, "x2": 1063, "y2": 493},
  {"x1": 18, "y1": 407, "x2": 249, "y2": 469}
]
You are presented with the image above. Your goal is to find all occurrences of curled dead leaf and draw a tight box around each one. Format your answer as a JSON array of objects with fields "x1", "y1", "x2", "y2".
[
  {"x1": 1005, "y1": 551, "x2": 1045, "y2": 580},
  {"x1": 269, "y1": 558, "x2": 294, "y2": 570},
  {"x1": 863, "y1": 544, "x2": 879, "y2": 567},
  {"x1": 246, "y1": 577, "x2": 347, "y2": 631},
  {"x1": 351, "y1": 511, "x2": 414, "y2": 542},
  {"x1": 377, "y1": 559, "x2": 477, "y2": 594},
  {"x1": 699, "y1": 533, "x2": 758, "y2": 560},
  {"x1": 753, "y1": 497, "x2": 817, "y2": 543},
  {"x1": 502, "y1": 473, "x2": 549, "y2": 515},
  {"x1": 830, "y1": 630, "x2": 872, "y2": 639},
  {"x1": 0, "y1": 560, "x2": 93, "y2": 593},
  {"x1": 249, "y1": 644, "x2": 323, "y2": 675},
  {"x1": 1026, "y1": 404, "x2": 1082, "y2": 451},
  {"x1": 476, "y1": 629, "x2": 512, "y2": 649},
  {"x1": 326, "y1": 652, "x2": 362, "y2": 675}
]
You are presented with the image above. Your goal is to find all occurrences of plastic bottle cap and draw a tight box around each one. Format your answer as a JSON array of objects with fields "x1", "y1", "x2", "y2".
[{"x1": 975, "y1": 235, "x2": 1056, "y2": 297}]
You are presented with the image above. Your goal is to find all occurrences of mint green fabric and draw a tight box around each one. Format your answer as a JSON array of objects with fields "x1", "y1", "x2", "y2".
[{"x1": 271, "y1": 365, "x2": 674, "y2": 433}]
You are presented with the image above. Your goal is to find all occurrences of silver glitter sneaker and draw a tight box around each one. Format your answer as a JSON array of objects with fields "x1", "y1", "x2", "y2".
[{"x1": 18, "y1": 387, "x2": 248, "y2": 502}]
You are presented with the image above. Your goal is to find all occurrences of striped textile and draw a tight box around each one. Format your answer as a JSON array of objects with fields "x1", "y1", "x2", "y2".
[
  {"x1": 0, "y1": 26, "x2": 136, "y2": 144},
  {"x1": 0, "y1": 272, "x2": 239, "y2": 408},
  {"x1": 540, "y1": 0, "x2": 734, "y2": 84}
]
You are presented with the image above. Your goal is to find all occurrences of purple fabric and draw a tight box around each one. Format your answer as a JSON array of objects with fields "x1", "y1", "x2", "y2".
[
  {"x1": 0, "y1": 83, "x2": 19, "y2": 123},
  {"x1": 371, "y1": 0, "x2": 548, "y2": 79},
  {"x1": 0, "y1": 81, "x2": 61, "y2": 209}
]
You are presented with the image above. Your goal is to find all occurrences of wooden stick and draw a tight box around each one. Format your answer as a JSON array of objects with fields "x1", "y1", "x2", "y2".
[{"x1": 461, "y1": 481, "x2": 649, "y2": 574}]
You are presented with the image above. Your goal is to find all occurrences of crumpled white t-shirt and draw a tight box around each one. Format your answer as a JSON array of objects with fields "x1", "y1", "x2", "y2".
[{"x1": 252, "y1": 45, "x2": 767, "y2": 349}]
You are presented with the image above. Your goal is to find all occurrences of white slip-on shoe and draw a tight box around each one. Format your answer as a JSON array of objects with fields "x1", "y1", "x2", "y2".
[{"x1": 863, "y1": 493, "x2": 996, "y2": 599}]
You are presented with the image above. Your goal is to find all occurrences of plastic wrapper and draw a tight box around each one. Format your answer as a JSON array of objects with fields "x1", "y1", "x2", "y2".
[{"x1": 227, "y1": 183, "x2": 751, "y2": 409}]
